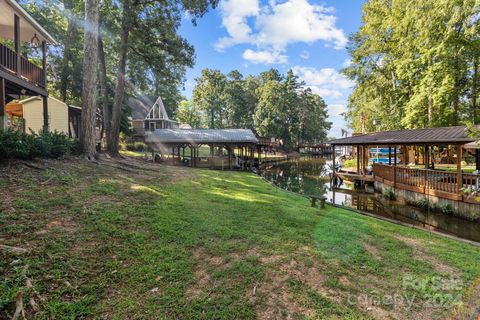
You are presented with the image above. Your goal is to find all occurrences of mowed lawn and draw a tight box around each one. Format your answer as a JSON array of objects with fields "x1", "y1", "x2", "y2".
[{"x1": 1, "y1": 158, "x2": 480, "y2": 319}]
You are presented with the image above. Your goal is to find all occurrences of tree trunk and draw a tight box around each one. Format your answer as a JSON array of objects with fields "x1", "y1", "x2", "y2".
[
  {"x1": 98, "y1": 31, "x2": 110, "y2": 144},
  {"x1": 473, "y1": 57, "x2": 478, "y2": 125},
  {"x1": 59, "y1": 0, "x2": 77, "y2": 102},
  {"x1": 79, "y1": 0, "x2": 99, "y2": 159},
  {"x1": 108, "y1": 0, "x2": 131, "y2": 156},
  {"x1": 427, "y1": 95, "x2": 433, "y2": 127}
]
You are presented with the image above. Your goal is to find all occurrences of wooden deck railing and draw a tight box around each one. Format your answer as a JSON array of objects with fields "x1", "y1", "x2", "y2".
[
  {"x1": 0, "y1": 43, "x2": 17, "y2": 72},
  {"x1": 373, "y1": 163, "x2": 479, "y2": 201},
  {"x1": 0, "y1": 43, "x2": 45, "y2": 88}
]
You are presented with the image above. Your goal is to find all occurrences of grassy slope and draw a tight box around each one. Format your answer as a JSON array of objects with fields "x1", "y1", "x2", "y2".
[{"x1": 1, "y1": 158, "x2": 479, "y2": 319}]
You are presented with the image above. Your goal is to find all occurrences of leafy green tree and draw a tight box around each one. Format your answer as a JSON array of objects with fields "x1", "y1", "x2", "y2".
[
  {"x1": 192, "y1": 69, "x2": 227, "y2": 128},
  {"x1": 345, "y1": 0, "x2": 480, "y2": 132},
  {"x1": 176, "y1": 100, "x2": 204, "y2": 128}
]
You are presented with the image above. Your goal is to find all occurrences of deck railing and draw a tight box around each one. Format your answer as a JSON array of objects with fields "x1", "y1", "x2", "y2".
[
  {"x1": 0, "y1": 43, "x2": 45, "y2": 88},
  {"x1": 373, "y1": 163, "x2": 479, "y2": 200}
]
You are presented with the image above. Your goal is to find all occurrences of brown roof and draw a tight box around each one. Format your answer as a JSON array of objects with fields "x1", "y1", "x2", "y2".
[{"x1": 329, "y1": 126, "x2": 478, "y2": 146}]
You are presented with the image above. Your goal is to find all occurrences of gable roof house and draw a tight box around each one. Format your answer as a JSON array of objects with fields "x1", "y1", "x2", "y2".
[
  {"x1": 128, "y1": 96, "x2": 183, "y2": 136},
  {"x1": 0, "y1": 0, "x2": 56, "y2": 131}
]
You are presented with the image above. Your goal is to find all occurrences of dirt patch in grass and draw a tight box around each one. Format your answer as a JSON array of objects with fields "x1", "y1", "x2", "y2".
[
  {"x1": 251, "y1": 249, "x2": 340, "y2": 319},
  {"x1": 45, "y1": 216, "x2": 77, "y2": 232},
  {"x1": 363, "y1": 242, "x2": 382, "y2": 260},
  {"x1": 339, "y1": 275, "x2": 351, "y2": 286},
  {"x1": 253, "y1": 275, "x2": 313, "y2": 320},
  {"x1": 186, "y1": 247, "x2": 222, "y2": 299},
  {"x1": 397, "y1": 236, "x2": 457, "y2": 274}
]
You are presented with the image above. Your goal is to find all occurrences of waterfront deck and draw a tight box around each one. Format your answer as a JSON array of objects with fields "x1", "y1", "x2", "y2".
[
  {"x1": 329, "y1": 126, "x2": 480, "y2": 208},
  {"x1": 373, "y1": 163, "x2": 479, "y2": 202}
]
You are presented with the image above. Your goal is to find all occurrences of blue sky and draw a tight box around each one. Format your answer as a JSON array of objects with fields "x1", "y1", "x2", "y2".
[{"x1": 178, "y1": 0, "x2": 364, "y2": 138}]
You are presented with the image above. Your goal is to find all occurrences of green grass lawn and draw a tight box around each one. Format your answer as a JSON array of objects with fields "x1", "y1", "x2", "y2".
[{"x1": 1, "y1": 158, "x2": 479, "y2": 319}]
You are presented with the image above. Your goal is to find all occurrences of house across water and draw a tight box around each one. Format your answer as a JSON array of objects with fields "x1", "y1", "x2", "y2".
[
  {"x1": 128, "y1": 96, "x2": 187, "y2": 138},
  {"x1": 329, "y1": 126, "x2": 480, "y2": 220}
]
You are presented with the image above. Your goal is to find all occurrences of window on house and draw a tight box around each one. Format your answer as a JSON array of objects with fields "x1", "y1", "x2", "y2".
[{"x1": 149, "y1": 122, "x2": 156, "y2": 131}]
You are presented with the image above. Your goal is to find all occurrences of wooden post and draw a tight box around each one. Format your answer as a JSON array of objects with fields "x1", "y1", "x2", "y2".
[
  {"x1": 424, "y1": 145, "x2": 429, "y2": 169},
  {"x1": 42, "y1": 95, "x2": 49, "y2": 132},
  {"x1": 251, "y1": 147, "x2": 254, "y2": 169},
  {"x1": 42, "y1": 41, "x2": 47, "y2": 87},
  {"x1": 332, "y1": 144, "x2": 336, "y2": 173},
  {"x1": 190, "y1": 146, "x2": 194, "y2": 167},
  {"x1": 0, "y1": 78, "x2": 5, "y2": 130},
  {"x1": 388, "y1": 146, "x2": 392, "y2": 165},
  {"x1": 360, "y1": 146, "x2": 366, "y2": 176},
  {"x1": 457, "y1": 145, "x2": 463, "y2": 194},
  {"x1": 403, "y1": 145, "x2": 408, "y2": 166},
  {"x1": 356, "y1": 145, "x2": 360, "y2": 175},
  {"x1": 393, "y1": 146, "x2": 397, "y2": 186},
  {"x1": 476, "y1": 149, "x2": 480, "y2": 171},
  {"x1": 14, "y1": 14, "x2": 20, "y2": 75}
]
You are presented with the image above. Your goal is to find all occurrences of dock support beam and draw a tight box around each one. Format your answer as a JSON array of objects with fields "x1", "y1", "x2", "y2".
[
  {"x1": 356, "y1": 145, "x2": 360, "y2": 175},
  {"x1": 0, "y1": 78, "x2": 5, "y2": 130},
  {"x1": 476, "y1": 149, "x2": 480, "y2": 171}
]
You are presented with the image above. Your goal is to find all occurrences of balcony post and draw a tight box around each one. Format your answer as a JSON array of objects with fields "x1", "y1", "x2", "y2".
[
  {"x1": 43, "y1": 95, "x2": 49, "y2": 132},
  {"x1": 0, "y1": 77, "x2": 6, "y2": 130},
  {"x1": 42, "y1": 41, "x2": 47, "y2": 87},
  {"x1": 14, "y1": 14, "x2": 21, "y2": 76}
]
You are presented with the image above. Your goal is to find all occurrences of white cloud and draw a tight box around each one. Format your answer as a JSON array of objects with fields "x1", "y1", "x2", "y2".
[
  {"x1": 327, "y1": 104, "x2": 347, "y2": 117},
  {"x1": 254, "y1": 0, "x2": 347, "y2": 49},
  {"x1": 292, "y1": 66, "x2": 354, "y2": 98},
  {"x1": 243, "y1": 49, "x2": 288, "y2": 64},
  {"x1": 300, "y1": 50, "x2": 310, "y2": 59},
  {"x1": 342, "y1": 58, "x2": 352, "y2": 68},
  {"x1": 216, "y1": 0, "x2": 259, "y2": 50},
  {"x1": 216, "y1": 0, "x2": 347, "y2": 64}
]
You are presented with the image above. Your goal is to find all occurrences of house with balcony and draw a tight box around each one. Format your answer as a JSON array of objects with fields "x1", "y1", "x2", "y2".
[{"x1": 0, "y1": 0, "x2": 56, "y2": 131}]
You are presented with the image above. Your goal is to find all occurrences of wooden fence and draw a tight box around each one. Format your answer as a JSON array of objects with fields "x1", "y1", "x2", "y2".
[{"x1": 373, "y1": 163, "x2": 479, "y2": 201}]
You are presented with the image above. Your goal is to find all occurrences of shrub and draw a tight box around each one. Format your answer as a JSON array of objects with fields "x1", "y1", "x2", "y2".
[
  {"x1": 415, "y1": 197, "x2": 434, "y2": 210},
  {"x1": 40, "y1": 131, "x2": 74, "y2": 158},
  {"x1": 438, "y1": 202, "x2": 453, "y2": 215},
  {"x1": 126, "y1": 142, "x2": 148, "y2": 152},
  {"x1": 0, "y1": 129, "x2": 75, "y2": 160},
  {"x1": 343, "y1": 157, "x2": 357, "y2": 168},
  {"x1": 382, "y1": 187, "x2": 396, "y2": 200}
]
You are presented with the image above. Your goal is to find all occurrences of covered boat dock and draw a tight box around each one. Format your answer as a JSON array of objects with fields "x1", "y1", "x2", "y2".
[
  {"x1": 145, "y1": 129, "x2": 259, "y2": 170},
  {"x1": 329, "y1": 126, "x2": 480, "y2": 203}
]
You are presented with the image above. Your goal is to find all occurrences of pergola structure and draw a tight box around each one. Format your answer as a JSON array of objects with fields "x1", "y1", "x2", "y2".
[
  {"x1": 145, "y1": 128, "x2": 259, "y2": 170},
  {"x1": 329, "y1": 126, "x2": 479, "y2": 202}
]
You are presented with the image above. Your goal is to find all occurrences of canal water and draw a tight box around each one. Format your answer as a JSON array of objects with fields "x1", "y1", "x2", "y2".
[{"x1": 258, "y1": 156, "x2": 480, "y2": 243}]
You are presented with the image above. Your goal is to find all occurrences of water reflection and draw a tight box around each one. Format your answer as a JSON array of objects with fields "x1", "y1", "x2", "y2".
[
  {"x1": 259, "y1": 156, "x2": 480, "y2": 243},
  {"x1": 259, "y1": 156, "x2": 331, "y2": 196}
]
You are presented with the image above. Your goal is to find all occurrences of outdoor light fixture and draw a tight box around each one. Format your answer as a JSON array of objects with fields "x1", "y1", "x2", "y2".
[
  {"x1": 373, "y1": 119, "x2": 380, "y2": 126},
  {"x1": 30, "y1": 33, "x2": 40, "y2": 48}
]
